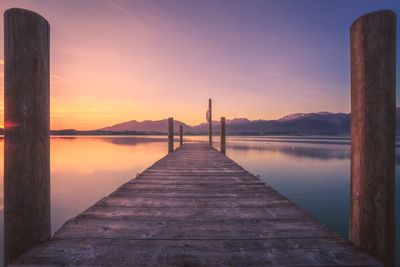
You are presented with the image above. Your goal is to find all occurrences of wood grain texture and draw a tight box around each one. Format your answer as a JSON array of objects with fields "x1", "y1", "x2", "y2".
[
  {"x1": 350, "y1": 10, "x2": 396, "y2": 267},
  {"x1": 4, "y1": 8, "x2": 50, "y2": 266},
  {"x1": 12, "y1": 143, "x2": 381, "y2": 266}
]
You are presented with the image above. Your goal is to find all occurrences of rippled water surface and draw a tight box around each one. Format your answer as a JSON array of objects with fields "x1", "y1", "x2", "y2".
[{"x1": 0, "y1": 135, "x2": 398, "y2": 265}]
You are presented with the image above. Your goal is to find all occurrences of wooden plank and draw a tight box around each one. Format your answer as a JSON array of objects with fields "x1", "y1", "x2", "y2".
[
  {"x1": 97, "y1": 195, "x2": 290, "y2": 208},
  {"x1": 130, "y1": 180, "x2": 263, "y2": 185},
  {"x1": 14, "y1": 239, "x2": 382, "y2": 266},
  {"x1": 140, "y1": 173, "x2": 251, "y2": 176},
  {"x1": 113, "y1": 187, "x2": 274, "y2": 193},
  {"x1": 135, "y1": 175, "x2": 259, "y2": 181},
  {"x1": 120, "y1": 183, "x2": 268, "y2": 191},
  {"x1": 54, "y1": 218, "x2": 337, "y2": 239},
  {"x1": 10, "y1": 143, "x2": 382, "y2": 266},
  {"x1": 78, "y1": 205, "x2": 308, "y2": 221},
  {"x1": 110, "y1": 190, "x2": 284, "y2": 198}
]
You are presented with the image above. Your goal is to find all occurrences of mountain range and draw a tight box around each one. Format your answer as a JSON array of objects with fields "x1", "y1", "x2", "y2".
[
  {"x1": 101, "y1": 119, "x2": 192, "y2": 133},
  {"x1": 98, "y1": 111, "x2": 358, "y2": 135},
  {"x1": 33, "y1": 108, "x2": 400, "y2": 135}
]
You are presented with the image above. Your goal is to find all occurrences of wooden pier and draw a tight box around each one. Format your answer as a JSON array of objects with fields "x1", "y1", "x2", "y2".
[{"x1": 12, "y1": 143, "x2": 381, "y2": 266}]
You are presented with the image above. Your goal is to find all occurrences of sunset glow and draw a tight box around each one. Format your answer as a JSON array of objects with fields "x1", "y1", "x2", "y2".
[{"x1": 0, "y1": 0, "x2": 399, "y2": 130}]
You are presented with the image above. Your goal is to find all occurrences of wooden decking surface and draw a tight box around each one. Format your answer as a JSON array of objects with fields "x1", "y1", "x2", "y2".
[{"x1": 13, "y1": 143, "x2": 381, "y2": 266}]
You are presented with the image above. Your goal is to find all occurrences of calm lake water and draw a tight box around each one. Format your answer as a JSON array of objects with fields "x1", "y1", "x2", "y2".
[{"x1": 0, "y1": 135, "x2": 398, "y2": 265}]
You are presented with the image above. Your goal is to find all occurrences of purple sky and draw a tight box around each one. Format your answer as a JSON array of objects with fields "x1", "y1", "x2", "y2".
[{"x1": 0, "y1": 0, "x2": 399, "y2": 129}]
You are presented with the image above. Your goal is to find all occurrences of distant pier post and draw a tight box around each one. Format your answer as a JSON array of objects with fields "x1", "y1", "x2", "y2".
[
  {"x1": 350, "y1": 10, "x2": 396, "y2": 267},
  {"x1": 4, "y1": 8, "x2": 50, "y2": 265},
  {"x1": 208, "y1": 99, "x2": 212, "y2": 145},
  {"x1": 179, "y1": 125, "x2": 183, "y2": 146},
  {"x1": 168, "y1": 117, "x2": 174, "y2": 153},
  {"x1": 220, "y1": 117, "x2": 226, "y2": 154}
]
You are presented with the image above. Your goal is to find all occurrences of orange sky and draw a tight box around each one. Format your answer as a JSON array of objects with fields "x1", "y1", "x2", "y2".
[{"x1": 1, "y1": 0, "x2": 398, "y2": 130}]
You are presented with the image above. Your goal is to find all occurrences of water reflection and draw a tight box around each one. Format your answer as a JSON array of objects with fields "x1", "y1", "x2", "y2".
[
  {"x1": 100, "y1": 136, "x2": 166, "y2": 146},
  {"x1": 227, "y1": 138, "x2": 351, "y2": 239},
  {"x1": 0, "y1": 136, "x2": 398, "y2": 265},
  {"x1": 50, "y1": 136, "x2": 167, "y2": 232},
  {"x1": 0, "y1": 136, "x2": 168, "y2": 266},
  {"x1": 228, "y1": 142, "x2": 350, "y2": 160},
  {"x1": 225, "y1": 136, "x2": 399, "y2": 266}
]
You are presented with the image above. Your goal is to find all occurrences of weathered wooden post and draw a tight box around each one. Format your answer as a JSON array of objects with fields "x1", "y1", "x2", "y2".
[
  {"x1": 220, "y1": 117, "x2": 226, "y2": 154},
  {"x1": 168, "y1": 117, "x2": 174, "y2": 153},
  {"x1": 350, "y1": 10, "x2": 396, "y2": 267},
  {"x1": 208, "y1": 99, "x2": 212, "y2": 145},
  {"x1": 179, "y1": 125, "x2": 183, "y2": 146},
  {"x1": 4, "y1": 8, "x2": 50, "y2": 265}
]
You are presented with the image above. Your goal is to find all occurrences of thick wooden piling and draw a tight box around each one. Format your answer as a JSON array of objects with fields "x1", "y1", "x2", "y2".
[
  {"x1": 168, "y1": 117, "x2": 174, "y2": 153},
  {"x1": 220, "y1": 117, "x2": 226, "y2": 154},
  {"x1": 208, "y1": 99, "x2": 212, "y2": 145},
  {"x1": 4, "y1": 8, "x2": 50, "y2": 265},
  {"x1": 179, "y1": 125, "x2": 183, "y2": 146},
  {"x1": 350, "y1": 10, "x2": 396, "y2": 267}
]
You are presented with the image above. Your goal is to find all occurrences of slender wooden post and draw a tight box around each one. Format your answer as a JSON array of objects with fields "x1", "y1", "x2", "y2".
[
  {"x1": 350, "y1": 10, "x2": 396, "y2": 267},
  {"x1": 220, "y1": 117, "x2": 226, "y2": 154},
  {"x1": 208, "y1": 99, "x2": 212, "y2": 145},
  {"x1": 179, "y1": 125, "x2": 183, "y2": 146},
  {"x1": 4, "y1": 8, "x2": 50, "y2": 265},
  {"x1": 168, "y1": 117, "x2": 174, "y2": 153}
]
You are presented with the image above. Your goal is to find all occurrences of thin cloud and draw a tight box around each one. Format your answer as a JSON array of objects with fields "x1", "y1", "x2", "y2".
[{"x1": 105, "y1": 0, "x2": 128, "y2": 14}]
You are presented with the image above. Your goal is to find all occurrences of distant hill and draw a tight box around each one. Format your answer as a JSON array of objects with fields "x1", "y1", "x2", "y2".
[
  {"x1": 97, "y1": 112, "x2": 352, "y2": 135},
  {"x1": 192, "y1": 118, "x2": 251, "y2": 132},
  {"x1": 225, "y1": 112, "x2": 350, "y2": 135},
  {"x1": 100, "y1": 119, "x2": 192, "y2": 133},
  {"x1": 47, "y1": 107, "x2": 400, "y2": 135}
]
